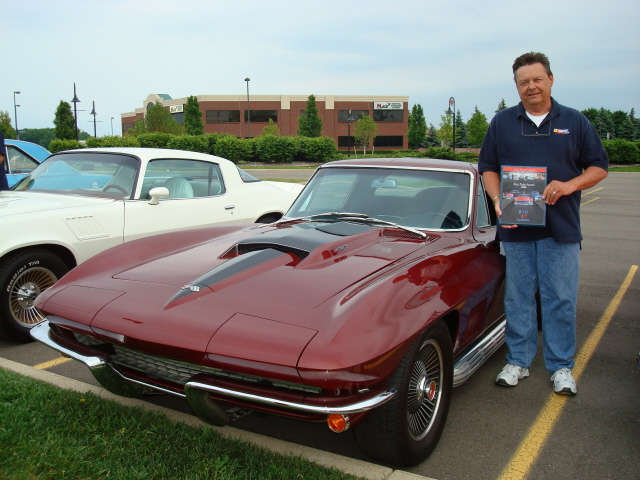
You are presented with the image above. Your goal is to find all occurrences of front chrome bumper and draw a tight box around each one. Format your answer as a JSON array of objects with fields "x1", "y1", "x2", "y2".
[{"x1": 30, "y1": 320, "x2": 396, "y2": 416}]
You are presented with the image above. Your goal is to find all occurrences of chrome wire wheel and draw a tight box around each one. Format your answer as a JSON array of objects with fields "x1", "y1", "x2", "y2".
[
  {"x1": 10, "y1": 265, "x2": 58, "y2": 327},
  {"x1": 407, "y1": 338, "x2": 443, "y2": 441}
]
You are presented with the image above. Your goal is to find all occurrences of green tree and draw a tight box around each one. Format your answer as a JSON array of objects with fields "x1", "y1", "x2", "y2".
[
  {"x1": 0, "y1": 111, "x2": 16, "y2": 139},
  {"x1": 127, "y1": 101, "x2": 183, "y2": 136},
  {"x1": 422, "y1": 123, "x2": 440, "y2": 148},
  {"x1": 453, "y1": 109, "x2": 469, "y2": 148},
  {"x1": 408, "y1": 104, "x2": 427, "y2": 149},
  {"x1": 611, "y1": 110, "x2": 635, "y2": 141},
  {"x1": 630, "y1": 108, "x2": 639, "y2": 140},
  {"x1": 19, "y1": 128, "x2": 56, "y2": 148},
  {"x1": 495, "y1": 99, "x2": 507, "y2": 112},
  {"x1": 353, "y1": 114, "x2": 378, "y2": 155},
  {"x1": 593, "y1": 108, "x2": 615, "y2": 140},
  {"x1": 438, "y1": 112, "x2": 453, "y2": 147},
  {"x1": 581, "y1": 108, "x2": 598, "y2": 123},
  {"x1": 184, "y1": 96, "x2": 204, "y2": 135},
  {"x1": 261, "y1": 118, "x2": 281, "y2": 136},
  {"x1": 53, "y1": 101, "x2": 76, "y2": 140},
  {"x1": 297, "y1": 94, "x2": 323, "y2": 137},
  {"x1": 467, "y1": 106, "x2": 489, "y2": 146}
]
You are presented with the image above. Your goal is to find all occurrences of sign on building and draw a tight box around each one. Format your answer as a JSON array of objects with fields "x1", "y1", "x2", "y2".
[
  {"x1": 169, "y1": 105, "x2": 184, "y2": 114},
  {"x1": 374, "y1": 101, "x2": 403, "y2": 110}
]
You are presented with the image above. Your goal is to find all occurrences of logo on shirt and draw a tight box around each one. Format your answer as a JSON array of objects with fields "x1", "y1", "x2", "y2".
[{"x1": 553, "y1": 129, "x2": 570, "y2": 134}]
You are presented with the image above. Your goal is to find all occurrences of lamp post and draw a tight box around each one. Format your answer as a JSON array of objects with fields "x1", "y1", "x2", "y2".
[
  {"x1": 90, "y1": 101, "x2": 97, "y2": 138},
  {"x1": 244, "y1": 78, "x2": 251, "y2": 139},
  {"x1": 71, "y1": 83, "x2": 81, "y2": 141},
  {"x1": 347, "y1": 107, "x2": 354, "y2": 157},
  {"x1": 13, "y1": 91, "x2": 20, "y2": 140},
  {"x1": 446, "y1": 97, "x2": 456, "y2": 153},
  {"x1": 111, "y1": 117, "x2": 114, "y2": 136}
]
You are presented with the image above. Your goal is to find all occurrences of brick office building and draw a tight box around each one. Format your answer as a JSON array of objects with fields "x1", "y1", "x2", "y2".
[{"x1": 121, "y1": 93, "x2": 409, "y2": 150}]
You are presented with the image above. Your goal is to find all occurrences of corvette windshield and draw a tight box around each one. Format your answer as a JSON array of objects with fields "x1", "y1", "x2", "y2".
[
  {"x1": 286, "y1": 167, "x2": 471, "y2": 231},
  {"x1": 11, "y1": 152, "x2": 140, "y2": 199}
]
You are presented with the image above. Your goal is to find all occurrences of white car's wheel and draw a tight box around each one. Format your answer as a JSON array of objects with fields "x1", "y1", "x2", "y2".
[{"x1": 0, "y1": 250, "x2": 69, "y2": 343}]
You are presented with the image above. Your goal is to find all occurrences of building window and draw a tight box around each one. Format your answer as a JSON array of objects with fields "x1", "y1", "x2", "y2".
[
  {"x1": 374, "y1": 136, "x2": 404, "y2": 147},
  {"x1": 373, "y1": 110, "x2": 403, "y2": 122},
  {"x1": 172, "y1": 112, "x2": 184, "y2": 124},
  {"x1": 337, "y1": 136, "x2": 355, "y2": 147},
  {"x1": 338, "y1": 110, "x2": 369, "y2": 122},
  {"x1": 123, "y1": 123, "x2": 134, "y2": 133},
  {"x1": 206, "y1": 110, "x2": 240, "y2": 123},
  {"x1": 244, "y1": 110, "x2": 277, "y2": 122}
]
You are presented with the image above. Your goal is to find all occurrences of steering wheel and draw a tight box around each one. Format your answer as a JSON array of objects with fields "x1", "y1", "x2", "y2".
[{"x1": 102, "y1": 184, "x2": 129, "y2": 195}]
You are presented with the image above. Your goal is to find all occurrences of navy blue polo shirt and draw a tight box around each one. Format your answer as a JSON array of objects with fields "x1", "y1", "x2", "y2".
[{"x1": 478, "y1": 98, "x2": 608, "y2": 243}]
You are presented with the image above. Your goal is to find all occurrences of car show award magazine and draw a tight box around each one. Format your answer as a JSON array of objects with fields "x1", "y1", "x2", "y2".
[{"x1": 499, "y1": 166, "x2": 547, "y2": 226}]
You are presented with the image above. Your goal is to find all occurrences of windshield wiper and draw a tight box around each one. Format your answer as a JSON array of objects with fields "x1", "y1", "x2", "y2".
[{"x1": 277, "y1": 212, "x2": 426, "y2": 239}]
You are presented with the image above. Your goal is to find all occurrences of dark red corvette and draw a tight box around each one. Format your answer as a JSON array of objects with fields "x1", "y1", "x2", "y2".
[{"x1": 32, "y1": 158, "x2": 506, "y2": 465}]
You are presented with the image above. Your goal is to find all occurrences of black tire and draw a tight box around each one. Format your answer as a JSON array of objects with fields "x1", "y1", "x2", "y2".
[
  {"x1": 354, "y1": 321, "x2": 453, "y2": 466},
  {"x1": 0, "y1": 249, "x2": 69, "y2": 343}
]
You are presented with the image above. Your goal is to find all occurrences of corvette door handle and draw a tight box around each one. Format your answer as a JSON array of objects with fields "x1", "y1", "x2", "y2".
[{"x1": 224, "y1": 205, "x2": 236, "y2": 210}]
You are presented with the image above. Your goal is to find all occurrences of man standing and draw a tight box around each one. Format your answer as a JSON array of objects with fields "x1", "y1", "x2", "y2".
[
  {"x1": 0, "y1": 131, "x2": 8, "y2": 191},
  {"x1": 479, "y1": 52, "x2": 608, "y2": 395}
]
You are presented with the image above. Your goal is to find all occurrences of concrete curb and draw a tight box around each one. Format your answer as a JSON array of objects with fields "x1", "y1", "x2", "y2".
[{"x1": 0, "y1": 357, "x2": 436, "y2": 480}]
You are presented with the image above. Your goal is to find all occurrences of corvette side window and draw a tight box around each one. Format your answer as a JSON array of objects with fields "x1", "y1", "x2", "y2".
[{"x1": 476, "y1": 177, "x2": 495, "y2": 227}]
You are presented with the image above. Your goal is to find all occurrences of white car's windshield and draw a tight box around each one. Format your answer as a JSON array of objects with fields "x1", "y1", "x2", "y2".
[
  {"x1": 12, "y1": 152, "x2": 140, "y2": 199},
  {"x1": 286, "y1": 167, "x2": 472, "y2": 231}
]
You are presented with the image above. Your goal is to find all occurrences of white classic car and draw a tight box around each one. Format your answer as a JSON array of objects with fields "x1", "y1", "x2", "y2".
[{"x1": 1, "y1": 147, "x2": 303, "y2": 342}]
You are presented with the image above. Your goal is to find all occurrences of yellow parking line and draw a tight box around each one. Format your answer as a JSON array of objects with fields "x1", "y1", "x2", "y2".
[
  {"x1": 34, "y1": 357, "x2": 72, "y2": 370},
  {"x1": 583, "y1": 187, "x2": 603, "y2": 196},
  {"x1": 581, "y1": 197, "x2": 599, "y2": 206},
  {"x1": 497, "y1": 264, "x2": 638, "y2": 480}
]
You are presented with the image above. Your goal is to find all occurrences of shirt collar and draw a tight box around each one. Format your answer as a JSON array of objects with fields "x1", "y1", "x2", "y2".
[{"x1": 517, "y1": 97, "x2": 560, "y2": 119}]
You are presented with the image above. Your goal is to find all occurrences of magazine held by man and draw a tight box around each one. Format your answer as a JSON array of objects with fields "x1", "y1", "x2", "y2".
[{"x1": 499, "y1": 166, "x2": 547, "y2": 226}]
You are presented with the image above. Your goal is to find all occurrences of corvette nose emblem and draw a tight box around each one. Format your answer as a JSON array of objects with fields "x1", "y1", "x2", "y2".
[{"x1": 181, "y1": 285, "x2": 200, "y2": 292}]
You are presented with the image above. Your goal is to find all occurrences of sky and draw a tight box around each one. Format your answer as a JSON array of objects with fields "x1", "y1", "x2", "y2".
[{"x1": 4, "y1": 0, "x2": 639, "y2": 137}]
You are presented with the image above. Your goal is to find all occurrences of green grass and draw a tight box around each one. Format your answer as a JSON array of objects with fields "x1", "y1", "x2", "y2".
[
  {"x1": 609, "y1": 165, "x2": 640, "y2": 172},
  {"x1": 0, "y1": 369, "x2": 363, "y2": 480}
]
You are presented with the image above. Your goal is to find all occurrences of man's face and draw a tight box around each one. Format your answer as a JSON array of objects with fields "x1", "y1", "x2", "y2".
[{"x1": 515, "y1": 62, "x2": 554, "y2": 113}]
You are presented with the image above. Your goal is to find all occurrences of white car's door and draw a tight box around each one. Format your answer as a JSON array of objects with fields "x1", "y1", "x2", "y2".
[{"x1": 123, "y1": 158, "x2": 241, "y2": 242}]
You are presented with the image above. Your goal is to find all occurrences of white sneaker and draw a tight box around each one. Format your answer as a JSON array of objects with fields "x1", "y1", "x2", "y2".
[
  {"x1": 551, "y1": 368, "x2": 577, "y2": 395},
  {"x1": 496, "y1": 364, "x2": 529, "y2": 387}
]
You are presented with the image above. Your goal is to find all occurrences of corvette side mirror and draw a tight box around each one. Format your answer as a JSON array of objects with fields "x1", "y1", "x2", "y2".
[{"x1": 148, "y1": 187, "x2": 169, "y2": 205}]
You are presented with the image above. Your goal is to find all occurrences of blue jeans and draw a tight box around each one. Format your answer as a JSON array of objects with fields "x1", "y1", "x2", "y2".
[{"x1": 502, "y1": 238, "x2": 580, "y2": 373}]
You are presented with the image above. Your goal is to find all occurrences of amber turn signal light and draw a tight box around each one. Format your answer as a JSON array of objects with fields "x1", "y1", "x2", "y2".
[{"x1": 327, "y1": 414, "x2": 350, "y2": 433}]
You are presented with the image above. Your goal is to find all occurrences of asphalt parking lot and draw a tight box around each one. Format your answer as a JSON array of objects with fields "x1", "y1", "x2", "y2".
[{"x1": 1, "y1": 171, "x2": 638, "y2": 480}]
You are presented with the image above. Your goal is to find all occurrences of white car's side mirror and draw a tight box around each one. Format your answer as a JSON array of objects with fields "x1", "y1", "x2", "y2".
[{"x1": 148, "y1": 187, "x2": 169, "y2": 205}]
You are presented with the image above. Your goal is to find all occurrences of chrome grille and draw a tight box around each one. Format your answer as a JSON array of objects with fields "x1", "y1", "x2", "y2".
[
  {"x1": 383, "y1": 229, "x2": 438, "y2": 241},
  {"x1": 72, "y1": 332, "x2": 321, "y2": 394}
]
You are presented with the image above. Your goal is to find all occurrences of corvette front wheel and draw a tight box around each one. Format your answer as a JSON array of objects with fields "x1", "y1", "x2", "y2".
[
  {"x1": 354, "y1": 321, "x2": 453, "y2": 466},
  {"x1": 0, "y1": 250, "x2": 69, "y2": 343}
]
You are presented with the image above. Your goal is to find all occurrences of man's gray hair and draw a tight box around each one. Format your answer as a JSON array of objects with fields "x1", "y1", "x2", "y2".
[{"x1": 512, "y1": 52, "x2": 552, "y2": 81}]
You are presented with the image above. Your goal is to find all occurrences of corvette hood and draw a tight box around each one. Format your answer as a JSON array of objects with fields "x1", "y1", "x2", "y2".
[
  {"x1": 0, "y1": 191, "x2": 116, "y2": 217},
  {"x1": 111, "y1": 222, "x2": 438, "y2": 310}
]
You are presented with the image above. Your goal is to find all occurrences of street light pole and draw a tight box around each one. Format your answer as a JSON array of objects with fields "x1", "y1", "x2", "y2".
[
  {"x1": 111, "y1": 117, "x2": 114, "y2": 136},
  {"x1": 13, "y1": 91, "x2": 20, "y2": 140},
  {"x1": 90, "y1": 101, "x2": 97, "y2": 138},
  {"x1": 347, "y1": 107, "x2": 354, "y2": 157},
  {"x1": 71, "y1": 83, "x2": 81, "y2": 141},
  {"x1": 244, "y1": 78, "x2": 251, "y2": 139},
  {"x1": 446, "y1": 97, "x2": 456, "y2": 153}
]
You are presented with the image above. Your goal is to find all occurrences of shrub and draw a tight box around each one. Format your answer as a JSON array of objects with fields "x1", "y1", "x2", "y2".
[
  {"x1": 254, "y1": 135, "x2": 297, "y2": 163},
  {"x1": 49, "y1": 139, "x2": 83, "y2": 153},
  {"x1": 137, "y1": 132, "x2": 174, "y2": 149},
  {"x1": 603, "y1": 139, "x2": 640, "y2": 164},
  {"x1": 85, "y1": 136, "x2": 140, "y2": 148},
  {"x1": 213, "y1": 136, "x2": 253, "y2": 163},
  {"x1": 202, "y1": 133, "x2": 225, "y2": 156},
  {"x1": 166, "y1": 135, "x2": 209, "y2": 153},
  {"x1": 423, "y1": 147, "x2": 457, "y2": 160},
  {"x1": 298, "y1": 136, "x2": 337, "y2": 162},
  {"x1": 455, "y1": 151, "x2": 478, "y2": 163}
]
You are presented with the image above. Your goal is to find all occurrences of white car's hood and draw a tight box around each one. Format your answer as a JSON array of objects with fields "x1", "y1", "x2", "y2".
[{"x1": 0, "y1": 192, "x2": 117, "y2": 217}]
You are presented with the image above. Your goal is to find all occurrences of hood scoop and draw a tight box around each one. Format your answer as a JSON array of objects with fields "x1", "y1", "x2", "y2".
[{"x1": 222, "y1": 222, "x2": 375, "y2": 261}]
